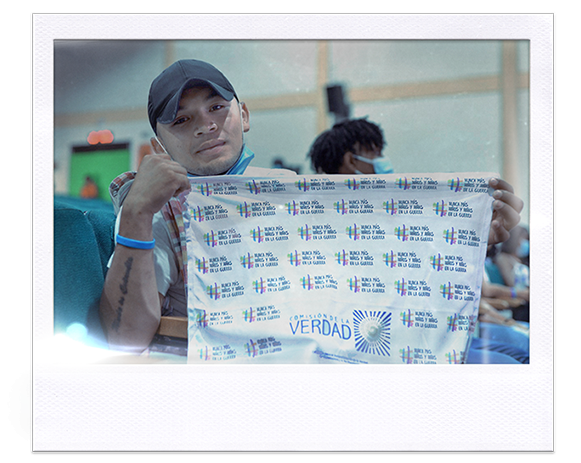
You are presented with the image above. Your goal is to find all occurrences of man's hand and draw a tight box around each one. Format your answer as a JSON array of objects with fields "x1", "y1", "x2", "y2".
[
  {"x1": 122, "y1": 138, "x2": 191, "y2": 221},
  {"x1": 488, "y1": 178, "x2": 524, "y2": 245}
]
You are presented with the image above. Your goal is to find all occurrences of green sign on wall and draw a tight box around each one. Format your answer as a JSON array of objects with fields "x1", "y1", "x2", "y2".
[{"x1": 69, "y1": 146, "x2": 130, "y2": 202}]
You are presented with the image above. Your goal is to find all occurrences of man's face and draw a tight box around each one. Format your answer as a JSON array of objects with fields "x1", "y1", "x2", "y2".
[{"x1": 156, "y1": 86, "x2": 250, "y2": 176}]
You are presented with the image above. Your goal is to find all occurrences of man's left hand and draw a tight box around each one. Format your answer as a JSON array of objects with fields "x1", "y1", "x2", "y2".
[{"x1": 488, "y1": 178, "x2": 524, "y2": 245}]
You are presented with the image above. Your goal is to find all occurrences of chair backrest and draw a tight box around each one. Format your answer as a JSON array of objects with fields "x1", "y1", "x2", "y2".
[
  {"x1": 54, "y1": 199, "x2": 115, "y2": 348},
  {"x1": 86, "y1": 208, "x2": 116, "y2": 276}
]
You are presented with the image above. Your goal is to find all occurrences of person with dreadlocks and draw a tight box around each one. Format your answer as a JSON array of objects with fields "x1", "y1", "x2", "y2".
[{"x1": 307, "y1": 118, "x2": 394, "y2": 175}]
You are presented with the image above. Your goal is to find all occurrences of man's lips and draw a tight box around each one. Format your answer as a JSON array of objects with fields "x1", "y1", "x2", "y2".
[{"x1": 196, "y1": 140, "x2": 225, "y2": 155}]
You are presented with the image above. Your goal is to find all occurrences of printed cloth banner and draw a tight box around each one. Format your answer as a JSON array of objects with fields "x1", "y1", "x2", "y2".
[{"x1": 183, "y1": 173, "x2": 494, "y2": 364}]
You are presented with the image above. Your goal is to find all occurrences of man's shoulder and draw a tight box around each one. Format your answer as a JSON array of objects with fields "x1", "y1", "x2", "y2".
[{"x1": 244, "y1": 166, "x2": 297, "y2": 177}]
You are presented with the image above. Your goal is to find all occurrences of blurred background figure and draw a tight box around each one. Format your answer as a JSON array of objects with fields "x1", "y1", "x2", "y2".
[
  {"x1": 307, "y1": 118, "x2": 394, "y2": 175},
  {"x1": 495, "y1": 225, "x2": 530, "y2": 287},
  {"x1": 80, "y1": 175, "x2": 99, "y2": 199},
  {"x1": 485, "y1": 225, "x2": 530, "y2": 323}
]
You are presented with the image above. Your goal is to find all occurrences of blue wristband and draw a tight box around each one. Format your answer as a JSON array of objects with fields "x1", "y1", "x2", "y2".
[
  {"x1": 510, "y1": 287, "x2": 517, "y2": 298},
  {"x1": 116, "y1": 234, "x2": 156, "y2": 250}
]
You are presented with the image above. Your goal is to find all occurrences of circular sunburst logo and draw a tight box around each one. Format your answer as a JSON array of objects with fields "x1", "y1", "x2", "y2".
[{"x1": 353, "y1": 310, "x2": 391, "y2": 356}]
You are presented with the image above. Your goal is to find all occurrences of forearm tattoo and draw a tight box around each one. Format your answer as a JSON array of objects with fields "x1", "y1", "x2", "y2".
[{"x1": 111, "y1": 257, "x2": 134, "y2": 332}]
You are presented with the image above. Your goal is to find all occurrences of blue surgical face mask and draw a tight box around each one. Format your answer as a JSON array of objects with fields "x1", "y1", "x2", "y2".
[
  {"x1": 353, "y1": 155, "x2": 394, "y2": 174},
  {"x1": 225, "y1": 144, "x2": 255, "y2": 175}
]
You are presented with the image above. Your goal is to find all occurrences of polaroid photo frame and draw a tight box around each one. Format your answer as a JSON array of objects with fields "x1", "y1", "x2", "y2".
[{"x1": 33, "y1": 14, "x2": 553, "y2": 452}]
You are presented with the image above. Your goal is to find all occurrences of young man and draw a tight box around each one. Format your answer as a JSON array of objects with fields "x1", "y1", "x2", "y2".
[{"x1": 99, "y1": 59, "x2": 294, "y2": 352}]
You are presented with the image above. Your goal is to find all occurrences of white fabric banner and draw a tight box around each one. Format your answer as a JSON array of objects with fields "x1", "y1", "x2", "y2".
[{"x1": 183, "y1": 173, "x2": 494, "y2": 364}]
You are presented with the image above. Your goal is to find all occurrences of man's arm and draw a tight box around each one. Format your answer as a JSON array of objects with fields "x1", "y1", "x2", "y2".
[
  {"x1": 99, "y1": 147, "x2": 190, "y2": 352},
  {"x1": 99, "y1": 205, "x2": 163, "y2": 352}
]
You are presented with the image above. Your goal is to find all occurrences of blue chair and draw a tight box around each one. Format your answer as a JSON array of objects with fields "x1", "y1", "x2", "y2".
[{"x1": 53, "y1": 198, "x2": 115, "y2": 348}]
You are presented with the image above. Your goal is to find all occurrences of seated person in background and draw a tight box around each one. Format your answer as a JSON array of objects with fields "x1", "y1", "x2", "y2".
[
  {"x1": 479, "y1": 279, "x2": 529, "y2": 333},
  {"x1": 469, "y1": 305, "x2": 529, "y2": 363},
  {"x1": 308, "y1": 118, "x2": 394, "y2": 175},
  {"x1": 80, "y1": 175, "x2": 99, "y2": 199},
  {"x1": 485, "y1": 237, "x2": 530, "y2": 322},
  {"x1": 481, "y1": 278, "x2": 529, "y2": 311},
  {"x1": 464, "y1": 273, "x2": 530, "y2": 364}
]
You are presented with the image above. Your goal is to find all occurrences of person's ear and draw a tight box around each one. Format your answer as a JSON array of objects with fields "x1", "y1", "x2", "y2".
[
  {"x1": 239, "y1": 101, "x2": 250, "y2": 133},
  {"x1": 150, "y1": 136, "x2": 169, "y2": 156},
  {"x1": 338, "y1": 151, "x2": 358, "y2": 174}
]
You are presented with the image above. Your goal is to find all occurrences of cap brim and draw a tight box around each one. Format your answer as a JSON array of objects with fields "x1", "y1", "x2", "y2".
[{"x1": 157, "y1": 78, "x2": 236, "y2": 125}]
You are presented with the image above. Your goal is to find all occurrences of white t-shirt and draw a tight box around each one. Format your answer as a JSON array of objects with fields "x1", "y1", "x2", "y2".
[{"x1": 109, "y1": 166, "x2": 296, "y2": 317}]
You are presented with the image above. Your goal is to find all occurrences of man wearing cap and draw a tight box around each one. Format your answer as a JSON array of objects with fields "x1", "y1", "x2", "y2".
[{"x1": 99, "y1": 60, "x2": 295, "y2": 352}]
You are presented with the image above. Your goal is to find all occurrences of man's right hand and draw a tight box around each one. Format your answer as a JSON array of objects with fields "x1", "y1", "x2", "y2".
[{"x1": 122, "y1": 138, "x2": 191, "y2": 219}]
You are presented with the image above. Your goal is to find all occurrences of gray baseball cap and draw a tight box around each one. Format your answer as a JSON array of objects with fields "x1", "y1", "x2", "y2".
[{"x1": 147, "y1": 59, "x2": 238, "y2": 132}]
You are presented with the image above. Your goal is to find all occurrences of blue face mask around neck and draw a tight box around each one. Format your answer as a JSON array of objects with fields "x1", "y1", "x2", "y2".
[
  {"x1": 185, "y1": 145, "x2": 255, "y2": 178},
  {"x1": 225, "y1": 103, "x2": 254, "y2": 175},
  {"x1": 353, "y1": 155, "x2": 394, "y2": 174},
  {"x1": 225, "y1": 144, "x2": 254, "y2": 175}
]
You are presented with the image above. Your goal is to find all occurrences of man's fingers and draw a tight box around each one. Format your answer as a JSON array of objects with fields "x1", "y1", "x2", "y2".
[
  {"x1": 489, "y1": 177, "x2": 524, "y2": 214},
  {"x1": 492, "y1": 189, "x2": 524, "y2": 214},
  {"x1": 492, "y1": 198, "x2": 521, "y2": 230},
  {"x1": 489, "y1": 177, "x2": 515, "y2": 194},
  {"x1": 174, "y1": 176, "x2": 192, "y2": 198},
  {"x1": 487, "y1": 177, "x2": 525, "y2": 246},
  {"x1": 489, "y1": 221, "x2": 510, "y2": 245},
  {"x1": 489, "y1": 199, "x2": 521, "y2": 244},
  {"x1": 147, "y1": 138, "x2": 191, "y2": 199}
]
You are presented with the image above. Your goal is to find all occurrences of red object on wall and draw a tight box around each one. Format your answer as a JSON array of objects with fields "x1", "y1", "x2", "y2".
[{"x1": 87, "y1": 130, "x2": 114, "y2": 145}]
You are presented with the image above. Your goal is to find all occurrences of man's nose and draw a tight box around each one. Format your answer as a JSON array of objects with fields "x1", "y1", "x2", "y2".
[{"x1": 194, "y1": 115, "x2": 218, "y2": 136}]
